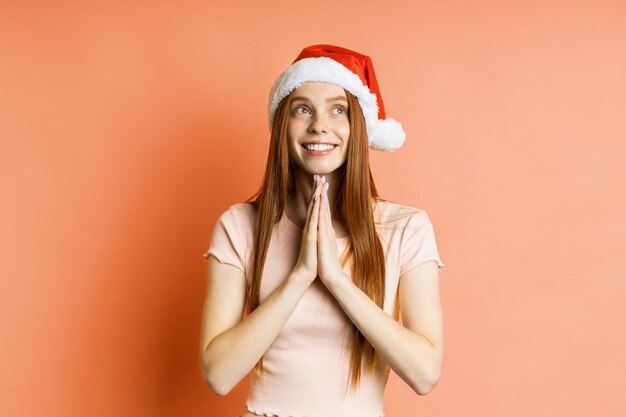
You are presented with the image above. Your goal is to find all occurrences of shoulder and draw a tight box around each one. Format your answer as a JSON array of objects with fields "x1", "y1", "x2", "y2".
[
  {"x1": 219, "y1": 202, "x2": 256, "y2": 218},
  {"x1": 215, "y1": 202, "x2": 257, "y2": 231},
  {"x1": 224, "y1": 202, "x2": 256, "y2": 216},
  {"x1": 374, "y1": 199, "x2": 430, "y2": 228}
]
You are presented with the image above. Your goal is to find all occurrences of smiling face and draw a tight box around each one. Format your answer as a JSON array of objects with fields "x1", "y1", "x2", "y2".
[{"x1": 286, "y1": 81, "x2": 350, "y2": 175}]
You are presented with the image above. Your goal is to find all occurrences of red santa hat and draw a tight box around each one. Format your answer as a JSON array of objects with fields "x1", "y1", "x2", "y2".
[{"x1": 268, "y1": 44, "x2": 406, "y2": 152}]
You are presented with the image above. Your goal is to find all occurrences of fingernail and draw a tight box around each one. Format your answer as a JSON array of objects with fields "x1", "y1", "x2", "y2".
[
  {"x1": 322, "y1": 175, "x2": 326, "y2": 182},
  {"x1": 314, "y1": 194, "x2": 318, "y2": 201},
  {"x1": 325, "y1": 182, "x2": 330, "y2": 190}
]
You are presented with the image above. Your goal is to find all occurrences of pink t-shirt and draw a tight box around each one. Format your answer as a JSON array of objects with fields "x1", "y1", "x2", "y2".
[{"x1": 202, "y1": 200, "x2": 444, "y2": 417}]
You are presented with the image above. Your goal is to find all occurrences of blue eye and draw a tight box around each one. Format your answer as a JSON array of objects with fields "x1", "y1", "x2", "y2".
[
  {"x1": 294, "y1": 106, "x2": 311, "y2": 115},
  {"x1": 332, "y1": 106, "x2": 347, "y2": 115}
]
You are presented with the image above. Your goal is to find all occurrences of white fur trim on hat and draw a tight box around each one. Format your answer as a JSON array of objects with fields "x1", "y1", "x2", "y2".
[
  {"x1": 267, "y1": 57, "x2": 405, "y2": 152},
  {"x1": 368, "y1": 118, "x2": 406, "y2": 152}
]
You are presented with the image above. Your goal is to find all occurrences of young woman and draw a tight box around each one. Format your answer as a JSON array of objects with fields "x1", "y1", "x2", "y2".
[{"x1": 200, "y1": 44, "x2": 445, "y2": 417}]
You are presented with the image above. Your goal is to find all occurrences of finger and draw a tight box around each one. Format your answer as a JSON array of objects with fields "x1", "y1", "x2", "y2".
[
  {"x1": 306, "y1": 177, "x2": 324, "y2": 236},
  {"x1": 318, "y1": 188, "x2": 325, "y2": 243},
  {"x1": 305, "y1": 175, "x2": 323, "y2": 222},
  {"x1": 307, "y1": 190, "x2": 321, "y2": 238},
  {"x1": 304, "y1": 174, "x2": 319, "y2": 226},
  {"x1": 322, "y1": 181, "x2": 331, "y2": 238},
  {"x1": 308, "y1": 174, "x2": 319, "y2": 201},
  {"x1": 318, "y1": 180, "x2": 330, "y2": 242}
]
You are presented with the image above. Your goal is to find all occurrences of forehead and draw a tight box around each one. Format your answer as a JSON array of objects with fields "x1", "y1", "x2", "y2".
[{"x1": 292, "y1": 81, "x2": 346, "y2": 98}]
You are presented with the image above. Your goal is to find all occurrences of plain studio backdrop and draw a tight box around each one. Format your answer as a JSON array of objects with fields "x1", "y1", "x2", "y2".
[{"x1": 1, "y1": 1, "x2": 624, "y2": 416}]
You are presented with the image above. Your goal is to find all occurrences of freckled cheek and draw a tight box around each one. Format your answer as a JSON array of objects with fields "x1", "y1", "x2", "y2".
[
  {"x1": 287, "y1": 120, "x2": 306, "y2": 138},
  {"x1": 286, "y1": 123, "x2": 301, "y2": 144},
  {"x1": 336, "y1": 125, "x2": 350, "y2": 142}
]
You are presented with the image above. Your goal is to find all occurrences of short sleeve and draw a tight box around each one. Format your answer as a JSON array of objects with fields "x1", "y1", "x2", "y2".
[
  {"x1": 399, "y1": 210, "x2": 445, "y2": 276},
  {"x1": 202, "y1": 205, "x2": 250, "y2": 273}
]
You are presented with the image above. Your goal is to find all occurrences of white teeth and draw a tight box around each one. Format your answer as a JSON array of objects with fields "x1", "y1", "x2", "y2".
[{"x1": 304, "y1": 144, "x2": 336, "y2": 151}]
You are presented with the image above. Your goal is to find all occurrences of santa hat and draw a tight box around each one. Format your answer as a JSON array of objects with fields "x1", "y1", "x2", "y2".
[{"x1": 268, "y1": 44, "x2": 406, "y2": 152}]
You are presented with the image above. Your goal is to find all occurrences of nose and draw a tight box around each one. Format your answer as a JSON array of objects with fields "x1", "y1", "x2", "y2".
[{"x1": 307, "y1": 113, "x2": 329, "y2": 134}]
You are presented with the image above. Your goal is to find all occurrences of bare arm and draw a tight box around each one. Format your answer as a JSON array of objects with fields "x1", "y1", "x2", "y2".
[
  {"x1": 200, "y1": 257, "x2": 310, "y2": 396},
  {"x1": 325, "y1": 260, "x2": 443, "y2": 395},
  {"x1": 201, "y1": 175, "x2": 324, "y2": 395},
  {"x1": 315, "y1": 178, "x2": 444, "y2": 394}
]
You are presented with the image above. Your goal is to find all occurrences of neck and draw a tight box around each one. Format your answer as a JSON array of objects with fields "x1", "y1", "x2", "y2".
[{"x1": 286, "y1": 167, "x2": 343, "y2": 229}]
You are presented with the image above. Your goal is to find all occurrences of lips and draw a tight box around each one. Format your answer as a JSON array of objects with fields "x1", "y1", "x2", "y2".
[
  {"x1": 302, "y1": 142, "x2": 339, "y2": 146},
  {"x1": 301, "y1": 143, "x2": 338, "y2": 156},
  {"x1": 301, "y1": 143, "x2": 339, "y2": 149}
]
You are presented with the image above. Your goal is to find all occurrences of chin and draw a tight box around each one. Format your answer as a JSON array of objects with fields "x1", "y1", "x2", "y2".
[
  {"x1": 305, "y1": 163, "x2": 345, "y2": 175},
  {"x1": 292, "y1": 153, "x2": 347, "y2": 174}
]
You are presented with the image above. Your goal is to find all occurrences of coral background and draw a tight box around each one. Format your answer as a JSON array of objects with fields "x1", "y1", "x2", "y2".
[{"x1": 1, "y1": 1, "x2": 624, "y2": 416}]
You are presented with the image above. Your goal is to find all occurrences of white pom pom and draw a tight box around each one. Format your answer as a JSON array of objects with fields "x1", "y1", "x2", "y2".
[{"x1": 368, "y1": 118, "x2": 406, "y2": 152}]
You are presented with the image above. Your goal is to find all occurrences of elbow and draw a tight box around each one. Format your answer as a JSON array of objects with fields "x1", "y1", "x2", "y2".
[
  {"x1": 205, "y1": 377, "x2": 232, "y2": 397},
  {"x1": 202, "y1": 366, "x2": 233, "y2": 397},
  {"x1": 413, "y1": 371, "x2": 441, "y2": 396},
  {"x1": 412, "y1": 358, "x2": 443, "y2": 396},
  {"x1": 201, "y1": 351, "x2": 232, "y2": 397},
  {"x1": 414, "y1": 374, "x2": 440, "y2": 396}
]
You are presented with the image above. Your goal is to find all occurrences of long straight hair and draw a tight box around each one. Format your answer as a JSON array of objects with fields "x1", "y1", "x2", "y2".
[{"x1": 244, "y1": 89, "x2": 387, "y2": 391}]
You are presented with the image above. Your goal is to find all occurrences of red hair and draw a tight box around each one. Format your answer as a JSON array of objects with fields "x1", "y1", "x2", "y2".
[{"x1": 244, "y1": 89, "x2": 388, "y2": 391}]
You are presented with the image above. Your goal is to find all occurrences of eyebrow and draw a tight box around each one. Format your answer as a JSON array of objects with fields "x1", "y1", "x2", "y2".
[{"x1": 291, "y1": 95, "x2": 348, "y2": 104}]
